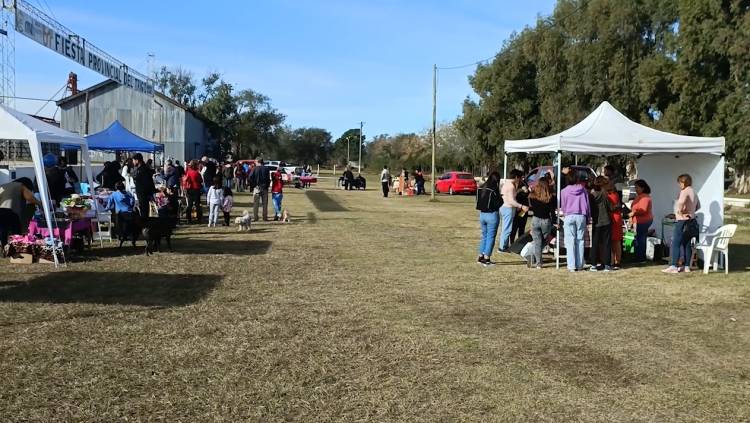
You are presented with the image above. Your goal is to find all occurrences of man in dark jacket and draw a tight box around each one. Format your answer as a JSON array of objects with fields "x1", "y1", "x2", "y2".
[
  {"x1": 201, "y1": 157, "x2": 217, "y2": 189},
  {"x1": 248, "y1": 159, "x2": 270, "y2": 221},
  {"x1": 132, "y1": 153, "x2": 156, "y2": 218},
  {"x1": 343, "y1": 167, "x2": 355, "y2": 190}
]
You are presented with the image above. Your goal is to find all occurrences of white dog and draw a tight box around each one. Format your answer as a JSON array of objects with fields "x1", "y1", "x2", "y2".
[
  {"x1": 234, "y1": 210, "x2": 251, "y2": 231},
  {"x1": 280, "y1": 208, "x2": 291, "y2": 223}
]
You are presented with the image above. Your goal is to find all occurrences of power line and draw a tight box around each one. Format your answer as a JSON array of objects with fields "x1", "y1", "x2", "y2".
[
  {"x1": 33, "y1": 83, "x2": 67, "y2": 115},
  {"x1": 0, "y1": 95, "x2": 60, "y2": 101}
]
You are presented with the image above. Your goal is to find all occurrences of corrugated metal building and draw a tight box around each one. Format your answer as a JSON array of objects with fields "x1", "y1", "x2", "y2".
[{"x1": 56, "y1": 80, "x2": 215, "y2": 162}]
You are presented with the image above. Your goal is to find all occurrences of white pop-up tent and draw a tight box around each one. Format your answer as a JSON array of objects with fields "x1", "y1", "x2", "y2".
[
  {"x1": 0, "y1": 104, "x2": 94, "y2": 267},
  {"x1": 504, "y1": 101, "x2": 725, "y2": 269}
]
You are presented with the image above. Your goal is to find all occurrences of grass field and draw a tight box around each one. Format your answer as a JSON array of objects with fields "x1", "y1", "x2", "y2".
[{"x1": 1, "y1": 184, "x2": 749, "y2": 421}]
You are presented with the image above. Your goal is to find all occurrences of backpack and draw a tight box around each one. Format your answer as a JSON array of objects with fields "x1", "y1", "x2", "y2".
[{"x1": 476, "y1": 186, "x2": 502, "y2": 212}]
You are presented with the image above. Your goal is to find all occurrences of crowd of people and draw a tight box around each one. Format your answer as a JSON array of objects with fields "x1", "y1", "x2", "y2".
[
  {"x1": 476, "y1": 165, "x2": 701, "y2": 273},
  {"x1": 378, "y1": 166, "x2": 425, "y2": 198}
]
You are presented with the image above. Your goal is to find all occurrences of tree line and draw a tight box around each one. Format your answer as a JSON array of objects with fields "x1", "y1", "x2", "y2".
[
  {"x1": 154, "y1": 67, "x2": 335, "y2": 165},
  {"x1": 453, "y1": 0, "x2": 749, "y2": 190}
]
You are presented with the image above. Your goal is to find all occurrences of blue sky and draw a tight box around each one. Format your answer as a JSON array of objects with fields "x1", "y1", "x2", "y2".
[{"x1": 14, "y1": 0, "x2": 556, "y2": 139}]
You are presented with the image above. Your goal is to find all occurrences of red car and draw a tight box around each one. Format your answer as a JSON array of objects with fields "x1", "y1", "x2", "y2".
[{"x1": 435, "y1": 171, "x2": 477, "y2": 195}]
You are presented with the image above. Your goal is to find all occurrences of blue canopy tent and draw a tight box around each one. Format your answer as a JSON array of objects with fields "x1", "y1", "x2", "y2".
[{"x1": 64, "y1": 120, "x2": 164, "y2": 153}]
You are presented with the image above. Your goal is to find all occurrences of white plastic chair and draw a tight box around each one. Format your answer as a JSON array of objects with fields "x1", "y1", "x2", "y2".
[
  {"x1": 696, "y1": 224, "x2": 737, "y2": 274},
  {"x1": 93, "y1": 212, "x2": 114, "y2": 247}
]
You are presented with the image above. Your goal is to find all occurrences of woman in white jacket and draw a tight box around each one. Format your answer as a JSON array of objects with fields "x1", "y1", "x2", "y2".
[{"x1": 206, "y1": 176, "x2": 224, "y2": 228}]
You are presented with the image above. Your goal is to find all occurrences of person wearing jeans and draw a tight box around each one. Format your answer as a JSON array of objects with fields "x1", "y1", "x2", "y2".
[
  {"x1": 528, "y1": 177, "x2": 555, "y2": 268},
  {"x1": 498, "y1": 169, "x2": 528, "y2": 252},
  {"x1": 563, "y1": 214, "x2": 587, "y2": 271},
  {"x1": 560, "y1": 172, "x2": 591, "y2": 271},
  {"x1": 630, "y1": 180, "x2": 653, "y2": 263},
  {"x1": 476, "y1": 171, "x2": 502, "y2": 266},
  {"x1": 664, "y1": 174, "x2": 700, "y2": 273},
  {"x1": 271, "y1": 168, "x2": 284, "y2": 220}
]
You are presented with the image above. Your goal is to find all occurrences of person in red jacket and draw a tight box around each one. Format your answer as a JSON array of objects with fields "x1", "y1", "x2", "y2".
[
  {"x1": 271, "y1": 166, "x2": 284, "y2": 221},
  {"x1": 183, "y1": 160, "x2": 204, "y2": 223}
]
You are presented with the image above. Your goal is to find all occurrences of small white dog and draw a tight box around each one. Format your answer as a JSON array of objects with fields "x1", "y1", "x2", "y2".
[
  {"x1": 234, "y1": 210, "x2": 251, "y2": 231},
  {"x1": 280, "y1": 208, "x2": 291, "y2": 223}
]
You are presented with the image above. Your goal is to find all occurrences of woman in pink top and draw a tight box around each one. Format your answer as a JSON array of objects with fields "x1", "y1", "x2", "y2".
[{"x1": 664, "y1": 174, "x2": 701, "y2": 273}]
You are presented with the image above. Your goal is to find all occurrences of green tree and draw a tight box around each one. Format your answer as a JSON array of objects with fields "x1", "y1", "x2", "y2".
[
  {"x1": 153, "y1": 66, "x2": 197, "y2": 107},
  {"x1": 333, "y1": 129, "x2": 365, "y2": 166}
]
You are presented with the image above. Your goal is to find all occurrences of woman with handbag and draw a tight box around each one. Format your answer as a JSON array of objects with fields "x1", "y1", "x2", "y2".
[{"x1": 664, "y1": 174, "x2": 701, "y2": 274}]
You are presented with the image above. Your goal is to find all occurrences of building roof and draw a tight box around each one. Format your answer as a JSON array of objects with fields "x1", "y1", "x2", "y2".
[{"x1": 56, "y1": 79, "x2": 191, "y2": 112}]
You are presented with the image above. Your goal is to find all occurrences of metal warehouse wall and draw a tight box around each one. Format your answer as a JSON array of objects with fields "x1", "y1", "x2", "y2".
[{"x1": 58, "y1": 83, "x2": 212, "y2": 163}]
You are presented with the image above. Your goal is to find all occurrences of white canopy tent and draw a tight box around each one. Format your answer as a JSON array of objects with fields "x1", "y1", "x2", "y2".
[
  {"x1": 0, "y1": 104, "x2": 94, "y2": 267},
  {"x1": 504, "y1": 101, "x2": 725, "y2": 269}
]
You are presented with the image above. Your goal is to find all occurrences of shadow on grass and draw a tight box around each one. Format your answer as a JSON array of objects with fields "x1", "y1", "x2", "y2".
[
  {"x1": 0, "y1": 271, "x2": 222, "y2": 307},
  {"x1": 77, "y1": 240, "x2": 271, "y2": 258},
  {"x1": 305, "y1": 190, "x2": 348, "y2": 212}
]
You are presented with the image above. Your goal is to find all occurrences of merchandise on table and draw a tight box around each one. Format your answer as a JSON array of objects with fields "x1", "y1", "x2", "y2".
[{"x1": 4, "y1": 234, "x2": 61, "y2": 263}]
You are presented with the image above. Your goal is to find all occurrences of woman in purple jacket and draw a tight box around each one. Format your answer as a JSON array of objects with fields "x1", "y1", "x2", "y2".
[{"x1": 560, "y1": 172, "x2": 591, "y2": 272}]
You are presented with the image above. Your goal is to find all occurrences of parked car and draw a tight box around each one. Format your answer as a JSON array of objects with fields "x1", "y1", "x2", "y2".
[
  {"x1": 525, "y1": 165, "x2": 596, "y2": 189},
  {"x1": 434, "y1": 171, "x2": 478, "y2": 195}
]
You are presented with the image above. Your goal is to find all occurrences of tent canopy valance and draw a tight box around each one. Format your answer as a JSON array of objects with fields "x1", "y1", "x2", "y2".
[
  {"x1": 504, "y1": 101, "x2": 725, "y2": 155},
  {"x1": 65, "y1": 120, "x2": 164, "y2": 153}
]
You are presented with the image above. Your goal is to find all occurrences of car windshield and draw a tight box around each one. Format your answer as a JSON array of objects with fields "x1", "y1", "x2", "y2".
[{"x1": 457, "y1": 174, "x2": 473, "y2": 179}]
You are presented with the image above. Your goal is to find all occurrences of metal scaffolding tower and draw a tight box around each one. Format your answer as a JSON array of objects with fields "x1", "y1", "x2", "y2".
[{"x1": 0, "y1": 0, "x2": 15, "y2": 108}]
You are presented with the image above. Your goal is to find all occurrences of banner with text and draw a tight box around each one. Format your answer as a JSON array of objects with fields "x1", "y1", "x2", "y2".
[{"x1": 15, "y1": 8, "x2": 154, "y2": 96}]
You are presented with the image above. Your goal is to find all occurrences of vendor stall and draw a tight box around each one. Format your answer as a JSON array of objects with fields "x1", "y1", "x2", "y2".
[
  {"x1": 504, "y1": 101, "x2": 725, "y2": 269},
  {"x1": 63, "y1": 120, "x2": 165, "y2": 153},
  {"x1": 0, "y1": 104, "x2": 94, "y2": 267}
]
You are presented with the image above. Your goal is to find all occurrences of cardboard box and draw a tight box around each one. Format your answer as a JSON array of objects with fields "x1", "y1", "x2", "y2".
[{"x1": 9, "y1": 253, "x2": 33, "y2": 264}]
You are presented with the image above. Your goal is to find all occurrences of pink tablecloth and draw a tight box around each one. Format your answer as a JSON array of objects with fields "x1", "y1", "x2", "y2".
[{"x1": 28, "y1": 218, "x2": 93, "y2": 246}]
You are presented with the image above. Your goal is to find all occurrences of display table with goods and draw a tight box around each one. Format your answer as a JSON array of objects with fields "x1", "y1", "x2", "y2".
[
  {"x1": 27, "y1": 194, "x2": 96, "y2": 249},
  {"x1": 4, "y1": 234, "x2": 62, "y2": 264}
]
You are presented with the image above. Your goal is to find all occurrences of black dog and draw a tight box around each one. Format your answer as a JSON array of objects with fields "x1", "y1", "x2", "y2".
[{"x1": 141, "y1": 216, "x2": 176, "y2": 256}]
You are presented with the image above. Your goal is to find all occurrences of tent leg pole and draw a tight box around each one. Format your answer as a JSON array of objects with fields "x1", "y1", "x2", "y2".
[
  {"x1": 503, "y1": 153, "x2": 508, "y2": 180},
  {"x1": 556, "y1": 152, "x2": 562, "y2": 270}
]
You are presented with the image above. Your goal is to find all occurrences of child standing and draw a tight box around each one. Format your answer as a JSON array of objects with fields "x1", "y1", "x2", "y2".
[
  {"x1": 607, "y1": 181, "x2": 623, "y2": 269},
  {"x1": 222, "y1": 187, "x2": 234, "y2": 226},
  {"x1": 271, "y1": 167, "x2": 284, "y2": 220},
  {"x1": 206, "y1": 176, "x2": 223, "y2": 228}
]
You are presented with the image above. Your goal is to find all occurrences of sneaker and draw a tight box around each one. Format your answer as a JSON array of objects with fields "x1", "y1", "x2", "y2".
[
  {"x1": 589, "y1": 266, "x2": 599, "y2": 272},
  {"x1": 484, "y1": 259, "x2": 496, "y2": 267},
  {"x1": 568, "y1": 269, "x2": 577, "y2": 273},
  {"x1": 612, "y1": 265, "x2": 621, "y2": 271},
  {"x1": 477, "y1": 256, "x2": 486, "y2": 266},
  {"x1": 603, "y1": 266, "x2": 613, "y2": 272},
  {"x1": 662, "y1": 266, "x2": 680, "y2": 274},
  {"x1": 497, "y1": 248, "x2": 510, "y2": 254},
  {"x1": 680, "y1": 267, "x2": 692, "y2": 273},
  {"x1": 534, "y1": 265, "x2": 543, "y2": 270}
]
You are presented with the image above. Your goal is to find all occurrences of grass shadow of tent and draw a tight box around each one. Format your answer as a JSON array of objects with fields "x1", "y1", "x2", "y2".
[
  {"x1": 305, "y1": 191, "x2": 348, "y2": 212},
  {"x1": 0, "y1": 272, "x2": 222, "y2": 307},
  {"x1": 175, "y1": 239, "x2": 271, "y2": 255},
  {"x1": 82, "y1": 240, "x2": 271, "y2": 258}
]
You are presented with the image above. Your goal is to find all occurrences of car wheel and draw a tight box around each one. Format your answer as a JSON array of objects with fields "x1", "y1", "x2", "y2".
[{"x1": 449, "y1": 186, "x2": 454, "y2": 195}]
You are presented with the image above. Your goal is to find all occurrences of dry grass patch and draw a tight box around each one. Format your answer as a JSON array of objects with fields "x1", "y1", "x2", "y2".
[{"x1": 1, "y1": 186, "x2": 749, "y2": 421}]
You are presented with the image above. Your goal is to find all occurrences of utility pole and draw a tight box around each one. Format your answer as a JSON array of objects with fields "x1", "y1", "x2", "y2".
[
  {"x1": 431, "y1": 64, "x2": 437, "y2": 201},
  {"x1": 357, "y1": 122, "x2": 365, "y2": 174},
  {"x1": 346, "y1": 136, "x2": 350, "y2": 166}
]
